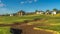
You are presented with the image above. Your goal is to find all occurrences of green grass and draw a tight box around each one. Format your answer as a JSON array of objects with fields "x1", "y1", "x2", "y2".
[
  {"x1": 0, "y1": 15, "x2": 52, "y2": 24},
  {"x1": 0, "y1": 15, "x2": 40, "y2": 24},
  {"x1": 0, "y1": 15, "x2": 60, "y2": 34},
  {"x1": 0, "y1": 27, "x2": 11, "y2": 34},
  {"x1": 0, "y1": 15, "x2": 49, "y2": 34},
  {"x1": 37, "y1": 25, "x2": 60, "y2": 32},
  {"x1": 0, "y1": 14, "x2": 60, "y2": 24},
  {"x1": 36, "y1": 15, "x2": 60, "y2": 33}
]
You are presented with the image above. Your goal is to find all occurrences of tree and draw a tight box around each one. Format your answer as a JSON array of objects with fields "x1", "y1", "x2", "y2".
[
  {"x1": 57, "y1": 10, "x2": 60, "y2": 13},
  {"x1": 18, "y1": 10, "x2": 25, "y2": 14},
  {"x1": 17, "y1": 10, "x2": 25, "y2": 16},
  {"x1": 35, "y1": 10, "x2": 39, "y2": 12},
  {"x1": 53, "y1": 8, "x2": 59, "y2": 14},
  {"x1": 45, "y1": 10, "x2": 51, "y2": 14},
  {"x1": 53, "y1": 8, "x2": 58, "y2": 11},
  {"x1": 46, "y1": 10, "x2": 50, "y2": 12}
]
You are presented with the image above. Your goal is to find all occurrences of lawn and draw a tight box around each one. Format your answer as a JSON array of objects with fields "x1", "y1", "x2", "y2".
[
  {"x1": 37, "y1": 25, "x2": 60, "y2": 31},
  {"x1": 0, "y1": 27, "x2": 11, "y2": 34},
  {"x1": 0, "y1": 14, "x2": 60, "y2": 34},
  {"x1": 36, "y1": 15, "x2": 60, "y2": 33},
  {"x1": 0, "y1": 15, "x2": 52, "y2": 24},
  {"x1": 0, "y1": 15, "x2": 41, "y2": 24},
  {"x1": 0, "y1": 15, "x2": 48, "y2": 34}
]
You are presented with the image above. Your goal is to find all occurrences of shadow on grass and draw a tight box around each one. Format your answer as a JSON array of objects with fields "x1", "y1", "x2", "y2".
[{"x1": 10, "y1": 28, "x2": 22, "y2": 34}]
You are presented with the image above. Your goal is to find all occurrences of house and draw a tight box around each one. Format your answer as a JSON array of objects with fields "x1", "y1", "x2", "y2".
[
  {"x1": 45, "y1": 11, "x2": 50, "y2": 15},
  {"x1": 10, "y1": 14, "x2": 13, "y2": 16},
  {"x1": 36, "y1": 11, "x2": 44, "y2": 15},
  {"x1": 17, "y1": 11, "x2": 25, "y2": 16},
  {"x1": 51, "y1": 11, "x2": 56, "y2": 16}
]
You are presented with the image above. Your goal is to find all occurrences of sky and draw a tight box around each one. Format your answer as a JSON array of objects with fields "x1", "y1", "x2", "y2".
[{"x1": 0, "y1": 0, "x2": 60, "y2": 14}]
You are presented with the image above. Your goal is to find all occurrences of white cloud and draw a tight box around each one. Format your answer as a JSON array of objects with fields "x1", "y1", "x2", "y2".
[
  {"x1": 0, "y1": 8, "x2": 12, "y2": 14},
  {"x1": 0, "y1": 3, "x2": 5, "y2": 7},
  {"x1": 0, "y1": 0, "x2": 1, "y2": 3},
  {"x1": 0, "y1": 0, "x2": 5, "y2": 7},
  {"x1": 34, "y1": 0, "x2": 37, "y2": 2},
  {"x1": 25, "y1": 1, "x2": 28, "y2": 3},
  {"x1": 29, "y1": 1, "x2": 32, "y2": 3},
  {"x1": 0, "y1": 0, "x2": 12, "y2": 14},
  {"x1": 20, "y1": 0, "x2": 37, "y2": 4},
  {"x1": 20, "y1": 1, "x2": 25, "y2": 4}
]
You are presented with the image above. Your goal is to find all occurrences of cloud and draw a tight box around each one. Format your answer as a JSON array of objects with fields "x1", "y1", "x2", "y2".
[
  {"x1": 0, "y1": 0, "x2": 1, "y2": 3},
  {"x1": 20, "y1": 0, "x2": 38, "y2": 4},
  {"x1": 34, "y1": 0, "x2": 37, "y2": 2},
  {"x1": 0, "y1": 0, "x2": 5, "y2": 7},
  {"x1": 0, "y1": 3, "x2": 5, "y2": 7},
  {"x1": 0, "y1": 8, "x2": 12, "y2": 14},
  {"x1": 28, "y1": 1, "x2": 32, "y2": 3},
  {"x1": 0, "y1": 0, "x2": 12, "y2": 14},
  {"x1": 20, "y1": 1, "x2": 25, "y2": 4},
  {"x1": 20, "y1": 0, "x2": 33, "y2": 4}
]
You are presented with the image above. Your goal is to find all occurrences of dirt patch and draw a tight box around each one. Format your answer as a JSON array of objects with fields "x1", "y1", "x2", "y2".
[{"x1": 10, "y1": 23, "x2": 55, "y2": 34}]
